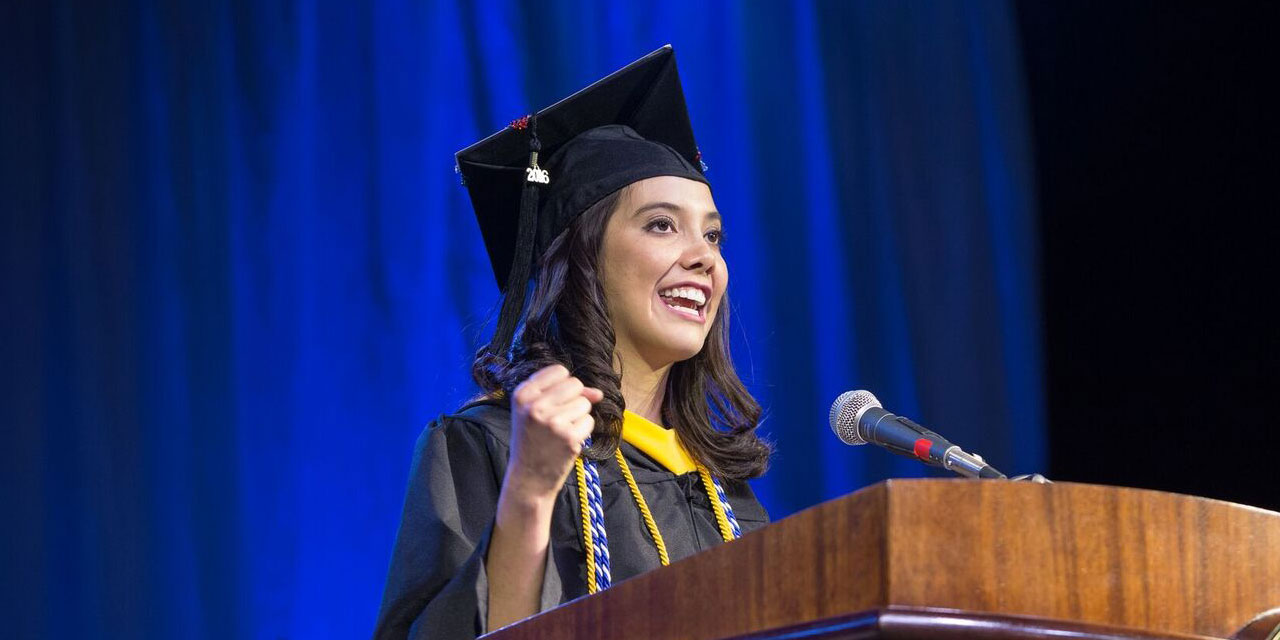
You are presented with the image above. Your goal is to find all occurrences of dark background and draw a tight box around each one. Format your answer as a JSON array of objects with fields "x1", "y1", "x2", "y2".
[{"x1": 1018, "y1": 1, "x2": 1278, "y2": 511}]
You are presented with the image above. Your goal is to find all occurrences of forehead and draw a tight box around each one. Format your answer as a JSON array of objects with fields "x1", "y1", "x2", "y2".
[{"x1": 622, "y1": 175, "x2": 717, "y2": 215}]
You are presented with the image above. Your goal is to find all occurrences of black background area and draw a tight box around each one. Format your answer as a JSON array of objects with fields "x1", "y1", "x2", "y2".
[{"x1": 1016, "y1": 1, "x2": 1278, "y2": 511}]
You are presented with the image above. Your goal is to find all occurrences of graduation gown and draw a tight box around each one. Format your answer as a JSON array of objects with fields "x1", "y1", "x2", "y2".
[{"x1": 372, "y1": 400, "x2": 770, "y2": 639}]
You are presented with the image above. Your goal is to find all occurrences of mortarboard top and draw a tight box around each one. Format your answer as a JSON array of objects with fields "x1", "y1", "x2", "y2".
[{"x1": 456, "y1": 45, "x2": 709, "y2": 355}]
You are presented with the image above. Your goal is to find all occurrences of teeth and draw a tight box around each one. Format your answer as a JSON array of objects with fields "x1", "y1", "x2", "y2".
[
  {"x1": 659, "y1": 286, "x2": 707, "y2": 307},
  {"x1": 664, "y1": 302, "x2": 701, "y2": 318}
]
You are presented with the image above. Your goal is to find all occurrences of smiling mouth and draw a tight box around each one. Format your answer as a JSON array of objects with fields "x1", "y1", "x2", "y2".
[{"x1": 658, "y1": 286, "x2": 707, "y2": 322}]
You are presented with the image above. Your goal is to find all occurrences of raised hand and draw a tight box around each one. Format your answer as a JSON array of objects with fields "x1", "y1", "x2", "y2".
[
  {"x1": 505, "y1": 364, "x2": 605, "y2": 501},
  {"x1": 488, "y1": 364, "x2": 602, "y2": 629}
]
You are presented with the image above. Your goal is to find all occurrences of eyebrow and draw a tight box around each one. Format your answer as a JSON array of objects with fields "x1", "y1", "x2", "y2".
[{"x1": 632, "y1": 201, "x2": 722, "y2": 222}]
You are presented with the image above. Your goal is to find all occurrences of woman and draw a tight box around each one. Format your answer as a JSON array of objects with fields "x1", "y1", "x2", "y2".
[{"x1": 374, "y1": 47, "x2": 772, "y2": 639}]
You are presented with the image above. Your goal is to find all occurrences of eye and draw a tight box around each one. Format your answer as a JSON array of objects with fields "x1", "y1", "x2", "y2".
[
  {"x1": 644, "y1": 217, "x2": 676, "y2": 233},
  {"x1": 705, "y1": 228, "x2": 724, "y2": 246}
]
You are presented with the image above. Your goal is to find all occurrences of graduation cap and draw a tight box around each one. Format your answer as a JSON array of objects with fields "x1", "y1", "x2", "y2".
[{"x1": 456, "y1": 45, "x2": 709, "y2": 357}]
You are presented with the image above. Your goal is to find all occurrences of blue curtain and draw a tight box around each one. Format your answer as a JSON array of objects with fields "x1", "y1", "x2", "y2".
[{"x1": 2, "y1": 1, "x2": 1042, "y2": 637}]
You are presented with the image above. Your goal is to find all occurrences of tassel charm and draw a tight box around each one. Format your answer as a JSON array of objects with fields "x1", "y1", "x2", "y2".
[{"x1": 526, "y1": 150, "x2": 550, "y2": 185}]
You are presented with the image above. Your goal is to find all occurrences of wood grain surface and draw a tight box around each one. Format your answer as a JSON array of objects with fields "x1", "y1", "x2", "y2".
[
  {"x1": 723, "y1": 607, "x2": 1224, "y2": 640},
  {"x1": 484, "y1": 480, "x2": 1280, "y2": 640},
  {"x1": 883, "y1": 481, "x2": 1280, "y2": 637}
]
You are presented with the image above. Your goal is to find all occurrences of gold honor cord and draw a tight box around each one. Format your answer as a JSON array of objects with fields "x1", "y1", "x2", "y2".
[
  {"x1": 576, "y1": 453, "x2": 739, "y2": 594},
  {"x1": 614, "y1": 448, "x2": 671, "y2": 566},
  {"x1": 575, "y1": 412, "x2": 739, "y2": 594},
  {"x1": 574, "y1": 456, "x2": 598, "y2": 592},
  {"x1": 698, "y1": 464, "x2": 736, "y2": 543}
]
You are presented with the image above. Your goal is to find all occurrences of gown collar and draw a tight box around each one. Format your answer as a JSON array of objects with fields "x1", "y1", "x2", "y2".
[{"x1": 620, "y1": 410, "x2": 697, "y2": 475}]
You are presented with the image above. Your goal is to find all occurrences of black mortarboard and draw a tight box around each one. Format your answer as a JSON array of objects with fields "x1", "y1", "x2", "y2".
[{"x1": 456, "y1": 45, "x2": 708, "y2": 356}]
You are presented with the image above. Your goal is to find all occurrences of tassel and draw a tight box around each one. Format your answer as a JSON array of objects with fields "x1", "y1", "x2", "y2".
[{"x1": 487, "y1": 116, "x2": 547, "y2": 357}]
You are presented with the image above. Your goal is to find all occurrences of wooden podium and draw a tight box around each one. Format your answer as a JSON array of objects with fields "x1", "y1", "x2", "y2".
[{"x1": 486, "y1": 480, "x2": 1280, "y2": 639}]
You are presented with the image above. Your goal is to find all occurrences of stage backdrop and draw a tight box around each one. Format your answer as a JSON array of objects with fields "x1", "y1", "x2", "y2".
[{"x1": 2, "y1": 1, "x2": 1042, "y2": 637}]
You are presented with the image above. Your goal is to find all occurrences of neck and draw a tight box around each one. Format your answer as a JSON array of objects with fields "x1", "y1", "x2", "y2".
[{"x1": 615, "y1": 350, "x2": 671, "y2": 426}]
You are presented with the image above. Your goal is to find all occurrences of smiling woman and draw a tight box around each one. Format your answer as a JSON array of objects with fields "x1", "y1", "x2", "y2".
[
  {"x1": 604, "y1": 178, "x2": 725, "y2": 367},
  {"x1": 372, "y1": 47, "x2": 772, "y2": 640}
]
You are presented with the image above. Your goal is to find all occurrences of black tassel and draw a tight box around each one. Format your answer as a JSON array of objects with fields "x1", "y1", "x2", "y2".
[{"x1": 487, "y1": 117, "x2": 545, "y2": 357}]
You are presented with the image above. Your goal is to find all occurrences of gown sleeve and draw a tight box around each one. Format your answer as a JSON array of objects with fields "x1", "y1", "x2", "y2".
[{"x1": 372, "y1": 413, "x2": 564, "y2": 640}]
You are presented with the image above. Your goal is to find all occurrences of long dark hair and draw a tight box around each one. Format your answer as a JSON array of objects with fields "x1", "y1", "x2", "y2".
[{"x1": 472, "y1": 186, "x2": 772, "y2": 480}]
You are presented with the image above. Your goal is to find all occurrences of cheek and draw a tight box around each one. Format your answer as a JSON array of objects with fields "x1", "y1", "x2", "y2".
[
  {"x1": 713, "y1": 257, "x2": 729, "y2": 300},
  {"x1": 600, "y1": 242, "x2": 637, "y2": 307},
  {"x1": 616, "y1": 246, "x2": 668, "y2": 297},
  {"x1": 703, "y1": 259, "x2": 728, "y2": 324},
  {"x1": 616, "y1": 264, "x2": 649, "y2": 299},
  {"x1": 602, "y1": 261, "x2": 652, "y2": 322}
]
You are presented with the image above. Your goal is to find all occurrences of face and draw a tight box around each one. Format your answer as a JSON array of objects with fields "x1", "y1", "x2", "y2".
[{"x1": 599, "y1": 175, "x2": 728, "y2": 371}]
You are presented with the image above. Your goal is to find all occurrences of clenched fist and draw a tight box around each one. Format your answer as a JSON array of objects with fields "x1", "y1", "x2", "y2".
[{"x1": 504, "y1": 364, "x2": 604, "y2": 502}]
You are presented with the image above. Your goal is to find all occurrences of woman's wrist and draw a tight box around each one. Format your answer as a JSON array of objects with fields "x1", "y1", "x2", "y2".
[
  {"x1": 488, "y1": 470, "x2": 556, "y2": 631},
  {"x1": 497, "y1": 470, "x2": 559, "y2": 525},
  {"x1": 502, "y1": 457, "x2": 570, "y2": 502}
]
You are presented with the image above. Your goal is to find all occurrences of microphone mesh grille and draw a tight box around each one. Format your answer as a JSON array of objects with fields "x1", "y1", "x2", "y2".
[{"x1": 829, "y1": 390, "x2": 881, "y2": 446}]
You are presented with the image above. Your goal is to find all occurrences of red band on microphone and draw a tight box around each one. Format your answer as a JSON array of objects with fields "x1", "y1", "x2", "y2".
[{"x1": 913, "y1": 438, "x2": 933, "y2": 460}]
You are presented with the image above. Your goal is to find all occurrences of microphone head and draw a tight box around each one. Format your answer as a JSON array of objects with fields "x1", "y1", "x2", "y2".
[{"x1": 829, "y1": 390, "x2": 882, "y2": 446}]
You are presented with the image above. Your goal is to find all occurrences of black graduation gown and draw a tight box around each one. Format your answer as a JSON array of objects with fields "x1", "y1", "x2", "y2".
[{"x1": 372, "y1": 400, "x2": 770, "y2": 639}]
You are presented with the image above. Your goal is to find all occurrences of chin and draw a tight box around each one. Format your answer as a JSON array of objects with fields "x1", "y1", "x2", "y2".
[
  {"x1": 670, "y1": 345, "x2": 706, "y2": 363},
  {"x1": 644, "y1": 334, "x2": 709, "y2": 365}
]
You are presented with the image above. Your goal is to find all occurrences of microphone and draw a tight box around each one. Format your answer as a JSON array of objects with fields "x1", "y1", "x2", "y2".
[{"x1": 829, "y1": 390, "x2": 1006, "y2": 479}]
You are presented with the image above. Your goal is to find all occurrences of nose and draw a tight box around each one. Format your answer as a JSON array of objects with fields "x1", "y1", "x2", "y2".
[{"x1": 680, "y1": 236, "x2": 717, "y2": 274}]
